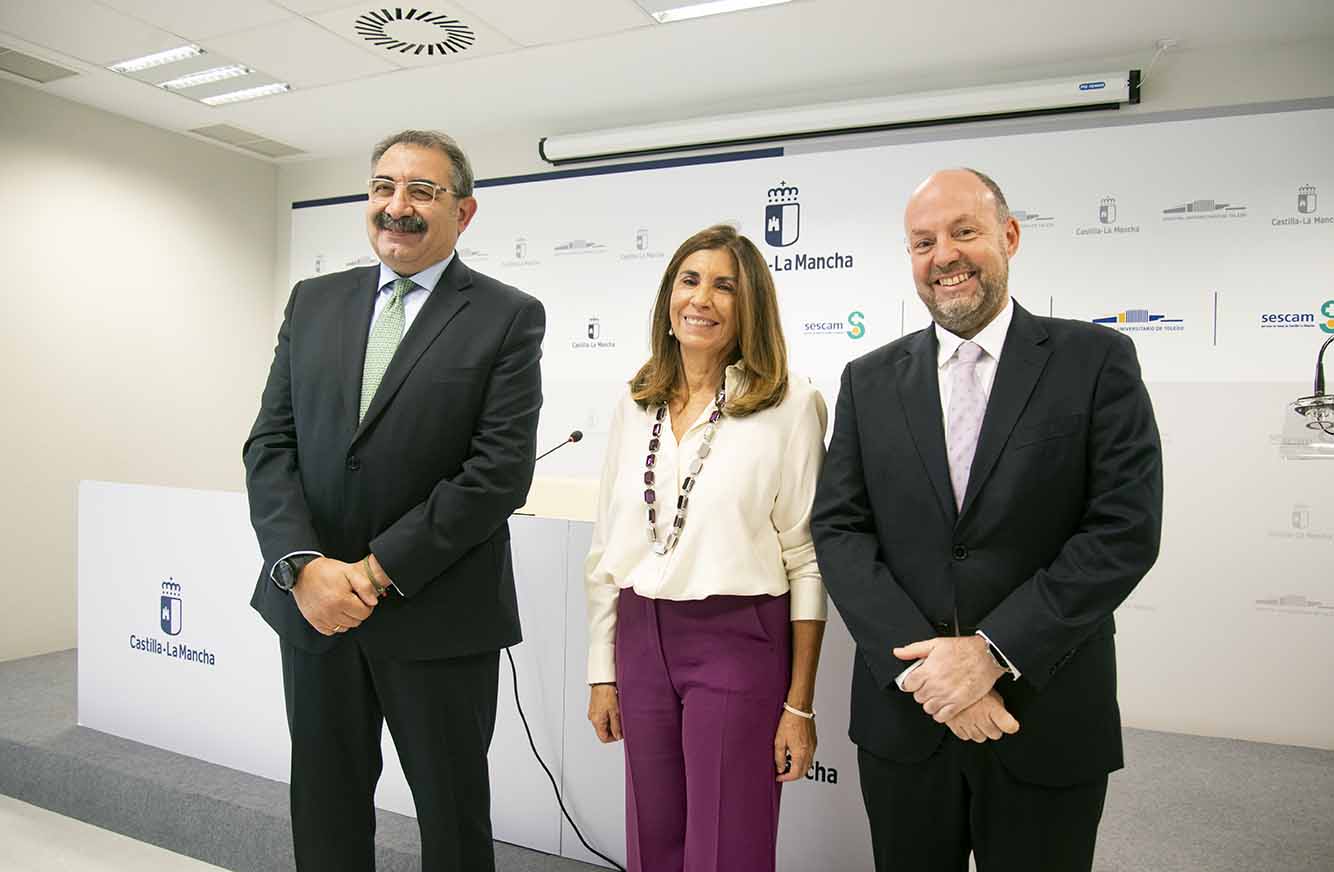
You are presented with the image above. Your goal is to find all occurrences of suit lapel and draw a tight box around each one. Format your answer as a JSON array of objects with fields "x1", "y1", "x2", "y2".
[
  {"x1": 339, "y1": 267, "x2": 380, "y2": 432},
  {"x1": 351, "y1": 256, "x2": 473, "y2": 444},
  {"x1": 958, "y1": 302, "x2": 1051, "y2": 520},
  {"x1": 895, "y1": 329, "x2": 957, "y2": 525}
]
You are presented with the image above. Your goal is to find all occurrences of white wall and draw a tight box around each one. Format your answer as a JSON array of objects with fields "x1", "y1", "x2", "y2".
[{"x1": 0, "y1": 78, "x2": 277, "y2": 662}]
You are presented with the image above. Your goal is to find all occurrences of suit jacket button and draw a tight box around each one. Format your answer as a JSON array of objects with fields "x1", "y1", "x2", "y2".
[
  {"x1": 346, "y1": 456, "x2": 361, "y2": 471},
  {"x1": 952, "y1": 544, "x2": 968, "y2": 560}
]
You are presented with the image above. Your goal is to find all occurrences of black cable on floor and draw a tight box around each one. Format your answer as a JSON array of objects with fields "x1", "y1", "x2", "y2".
[{"x1": 505, "y1": 647, "x2": 626, "y2": 872}]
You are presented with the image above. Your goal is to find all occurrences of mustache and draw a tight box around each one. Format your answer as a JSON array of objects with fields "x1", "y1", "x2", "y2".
[
  {"x1": 374, "y1": 211, "x2": 427, "y2": 233},
  {"x1": 929, "y1": 257, "x2": 978, "y2": 280}
]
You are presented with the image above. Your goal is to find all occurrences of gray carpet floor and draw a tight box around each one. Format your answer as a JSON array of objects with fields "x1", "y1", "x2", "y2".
[{"x1": 1, "y1": 650, "x2": 1331, "y2": 871}]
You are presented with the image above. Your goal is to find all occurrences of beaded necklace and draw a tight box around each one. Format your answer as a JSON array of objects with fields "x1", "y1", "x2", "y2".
[{"x1": 644, "y1": 387, "x2": 725, "y2": 555}]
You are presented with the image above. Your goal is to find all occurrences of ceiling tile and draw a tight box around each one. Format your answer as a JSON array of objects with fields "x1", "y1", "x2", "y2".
[
  {"x1": 39, "y1": 65, "x2": 230, "y2": 133},
  {"x1": 205, "y1": 17, "x2": 397, "y2": 87},
  {"x1": 309, "y1": 2, "x2": 520, "y2": 69},
  {"x1": 269, "y1": 0, "x2": 367, "y2": 13},
  {"x1": 0, "y1": 49, "x2": 80, "y2": 84},
  {"x1": 455, "y1": 0, "x2": 652, "y2": 46},
  {"x1": 0, "y1": 0, "x2": 184, "y2": 66},
  {"x1": 98, "y1": 0, "x2": 297, "y2": 40}
]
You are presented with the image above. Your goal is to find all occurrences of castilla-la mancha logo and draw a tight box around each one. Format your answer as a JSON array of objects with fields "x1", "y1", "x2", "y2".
[
  {"x1": 160, "y1": 579, "x2": 182, "y2": 636},
  {"x1": 765, "y1": 181, "x2": 800, "y2": 247}
]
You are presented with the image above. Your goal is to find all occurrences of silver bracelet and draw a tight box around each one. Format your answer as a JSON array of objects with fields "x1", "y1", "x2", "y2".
[{"x1": 783, "y1": 702, "x2": 815, "y2": 720}]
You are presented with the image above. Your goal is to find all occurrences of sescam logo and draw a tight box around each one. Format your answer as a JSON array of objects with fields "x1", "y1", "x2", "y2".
[
  {"x1": 803, "y1": 310, "x2": 866, "y2": 340},
  {"x1": 1259, "y1": 300, "x2": 1334, "y2": 330},
  {"x1": 129, "y1": 579, "x2": 217, "y2": 666},
  {"x1": 762, "y1": 181, "x2": 855, "y2": 272}
]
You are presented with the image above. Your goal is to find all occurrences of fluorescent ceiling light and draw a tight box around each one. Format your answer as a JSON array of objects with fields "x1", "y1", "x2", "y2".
[
  {"x1": 201, "y1": 82, "x2": 290, "y2": 106},
  {"x1": 159, "y1": 65, "x2": 251, "y2": 90},
  {"x1": 108, "y1": 44, "x2": 203, "y2": 73},
  {"x1": 641, "y1": 0, "x2": 793, "y2": 23}
]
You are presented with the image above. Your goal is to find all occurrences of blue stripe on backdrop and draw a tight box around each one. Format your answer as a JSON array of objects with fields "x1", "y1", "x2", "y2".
[{"x1": 292, "y1": 147, "x2": 785, "y2": 209}]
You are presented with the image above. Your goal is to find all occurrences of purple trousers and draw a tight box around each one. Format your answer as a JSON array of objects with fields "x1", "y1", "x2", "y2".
[{"x1": 615, "y1": 587, "x2": 792, "y2": 872}]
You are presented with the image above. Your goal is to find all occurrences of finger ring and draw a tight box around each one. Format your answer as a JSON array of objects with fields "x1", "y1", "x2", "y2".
[{"x1": 334, "y1": 625, "x2": 344, "y2": 632}]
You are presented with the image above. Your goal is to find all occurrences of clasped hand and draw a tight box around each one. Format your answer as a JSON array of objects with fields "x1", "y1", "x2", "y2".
[
  {"x1": 895, "y1": 636, "x2": 1019, "y2": 741},
  {"x1": 291, "y1": 556, "x2": 388, "y2": 636}
]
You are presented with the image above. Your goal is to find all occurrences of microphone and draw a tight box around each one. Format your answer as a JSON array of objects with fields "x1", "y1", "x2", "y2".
[
  {"x1": 1281, "y1": 335, "x2": 1334, "y2": 458},
  {"x1": 535, "y1": 430, "x2": 583, "y2": 463}
]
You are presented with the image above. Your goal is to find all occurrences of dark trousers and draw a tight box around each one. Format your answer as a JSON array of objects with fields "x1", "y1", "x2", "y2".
[
  {"x1": 857, "y1": 739, "x2": 1108, "y2": 872},
  {"x1": 280, "y1": 638, "x2": 500, "y2": 872}
]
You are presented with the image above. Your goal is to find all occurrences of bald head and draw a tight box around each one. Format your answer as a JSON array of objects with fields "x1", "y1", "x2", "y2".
[
  {"x1": 906, "y1": 169, "x2": 1008, "y2": 230},
  {"x1": 904, "y1": 168, "x2": 1020, "y2": 339}
]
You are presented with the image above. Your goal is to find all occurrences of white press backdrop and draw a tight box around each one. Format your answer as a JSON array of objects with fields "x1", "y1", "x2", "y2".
[
  {"x1": 290, "y1": 105, "x2": 1334, "y2": 750},
  {"x1": 82, "y1": 104, "x2": 1324, "y2": 869}
]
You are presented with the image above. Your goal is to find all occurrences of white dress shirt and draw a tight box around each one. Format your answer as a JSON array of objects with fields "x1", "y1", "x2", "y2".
[
  {"x1": 270, "y1": 253, "x2": 456, "y2": 591},
  {"x1": 584, "y1": 366, "x2": 829, "y2": 684},
  {"x1": 371, "y1": 253, "x2": 454, "y2": 340},
  {"x1": 900, "y1": 296, "x2": 1020, "y2": 682},
  {"x1": 935, "y1": 296, "x2": 1013, "y2": 436}
]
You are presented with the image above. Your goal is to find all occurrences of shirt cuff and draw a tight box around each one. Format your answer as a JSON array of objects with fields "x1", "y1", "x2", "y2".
[
  {"x1": 975, "y1": 629, "x2": 1022, "y2": 680},
  {"x1": 894, "y1": 660, "x2": 922, "y2": 692},
  {"x1": 269, "y1": 550, "x2": 323, "y2": 586},
  {"x1": 787, "y1": 576, "x2": 828, "y2": 622},
  {"x1": 587, "y1": 643, "x2": 616, "y2": 685}
]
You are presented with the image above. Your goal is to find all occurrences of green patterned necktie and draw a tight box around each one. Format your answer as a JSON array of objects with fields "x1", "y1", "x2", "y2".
[{"x1": 359, "y1": 277, "x2": 413, "y2": 423}]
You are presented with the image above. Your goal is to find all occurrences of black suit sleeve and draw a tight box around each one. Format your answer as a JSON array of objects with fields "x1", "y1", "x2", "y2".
[
  {"x1": 370, "y1": 296, "x2": 546, "y2": 597},
  {"x1": 812, "y1": 362, "x2": 938, "y2": 691},
  {"x1": 242, "y1": 282, "x2": 322, "y2": 573},
  {"x1": 979, "y1": 333, "x2": 1162, "y2": 690}
]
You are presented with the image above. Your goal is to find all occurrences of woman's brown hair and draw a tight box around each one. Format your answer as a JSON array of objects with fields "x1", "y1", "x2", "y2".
[{"x1": 630, "y1": 224, "x2": 788, "y2": 417}]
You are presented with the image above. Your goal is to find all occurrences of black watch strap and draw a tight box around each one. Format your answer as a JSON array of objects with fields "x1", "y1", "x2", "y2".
[{"x1": 274, "y1": 554, "x2": 317, "y2": 591}]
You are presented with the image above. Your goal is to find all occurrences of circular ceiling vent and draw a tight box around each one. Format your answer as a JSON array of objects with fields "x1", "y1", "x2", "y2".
[{"x1": 354, "y1": 8, "x2": 476, "y2": 56}]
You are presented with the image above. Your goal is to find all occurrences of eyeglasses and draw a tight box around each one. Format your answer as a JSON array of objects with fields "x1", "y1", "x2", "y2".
[{"x1": 368, "y1": 178, "x2": 456, "y2": 205}]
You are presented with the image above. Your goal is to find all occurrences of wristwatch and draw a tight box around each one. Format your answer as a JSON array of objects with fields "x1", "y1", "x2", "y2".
[{"x1": 273, "y1": 555, "x2": 317, "y2": 591}]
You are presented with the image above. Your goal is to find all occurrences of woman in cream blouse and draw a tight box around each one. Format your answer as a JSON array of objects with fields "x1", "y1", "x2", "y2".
[{"x1": 585, "y1": 224, "x2": 827, "y2": 872}]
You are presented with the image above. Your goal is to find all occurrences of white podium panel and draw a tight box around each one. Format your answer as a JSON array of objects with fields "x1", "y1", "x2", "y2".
[
  {"x1": 77, "y1": 482, "x2": 576, "y2": 855},
  {"x1": 77, "y1": 481, "x2": 290, "y2": 783}
]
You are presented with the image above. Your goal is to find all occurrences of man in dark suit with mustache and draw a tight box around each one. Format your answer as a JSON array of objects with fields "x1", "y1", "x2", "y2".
[
  {"x1": 812, "y1": 168, "x2": 1162, "y2": 871},
  {"x1": 244, "y1": 130, "x2": 545, "y2": 872}
]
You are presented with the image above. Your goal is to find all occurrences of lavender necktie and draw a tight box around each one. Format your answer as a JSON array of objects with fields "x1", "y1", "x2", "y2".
[{"x1": 946, "y1": 341, "x2": 987, "y2": 511}]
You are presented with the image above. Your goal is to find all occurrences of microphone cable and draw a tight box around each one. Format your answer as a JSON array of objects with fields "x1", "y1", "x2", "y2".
[
  {"x1": 505, "y1": 427, "x2": 624, "y2": 871},
  {"x1": 505, "y1": 647, "x2": 625, "y2": 871}
]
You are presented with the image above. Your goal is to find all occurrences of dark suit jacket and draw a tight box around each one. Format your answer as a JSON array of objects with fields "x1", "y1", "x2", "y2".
[
  {"x1": 811, "y1": 302, "x2": 1162, "y2": 787},
  {"x1": 243, "y1": 257, "x2": 545, "y2": 660}
]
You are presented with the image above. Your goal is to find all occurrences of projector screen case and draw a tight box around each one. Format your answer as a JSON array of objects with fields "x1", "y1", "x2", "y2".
[{"x1": 539, "y1": 70, "x2": 1140, "y2": 164}]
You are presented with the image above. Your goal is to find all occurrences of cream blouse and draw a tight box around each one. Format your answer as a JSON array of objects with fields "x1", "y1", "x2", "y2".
[{"x1": 584, "y1": 365, "x2": 829, "y2": 684}]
